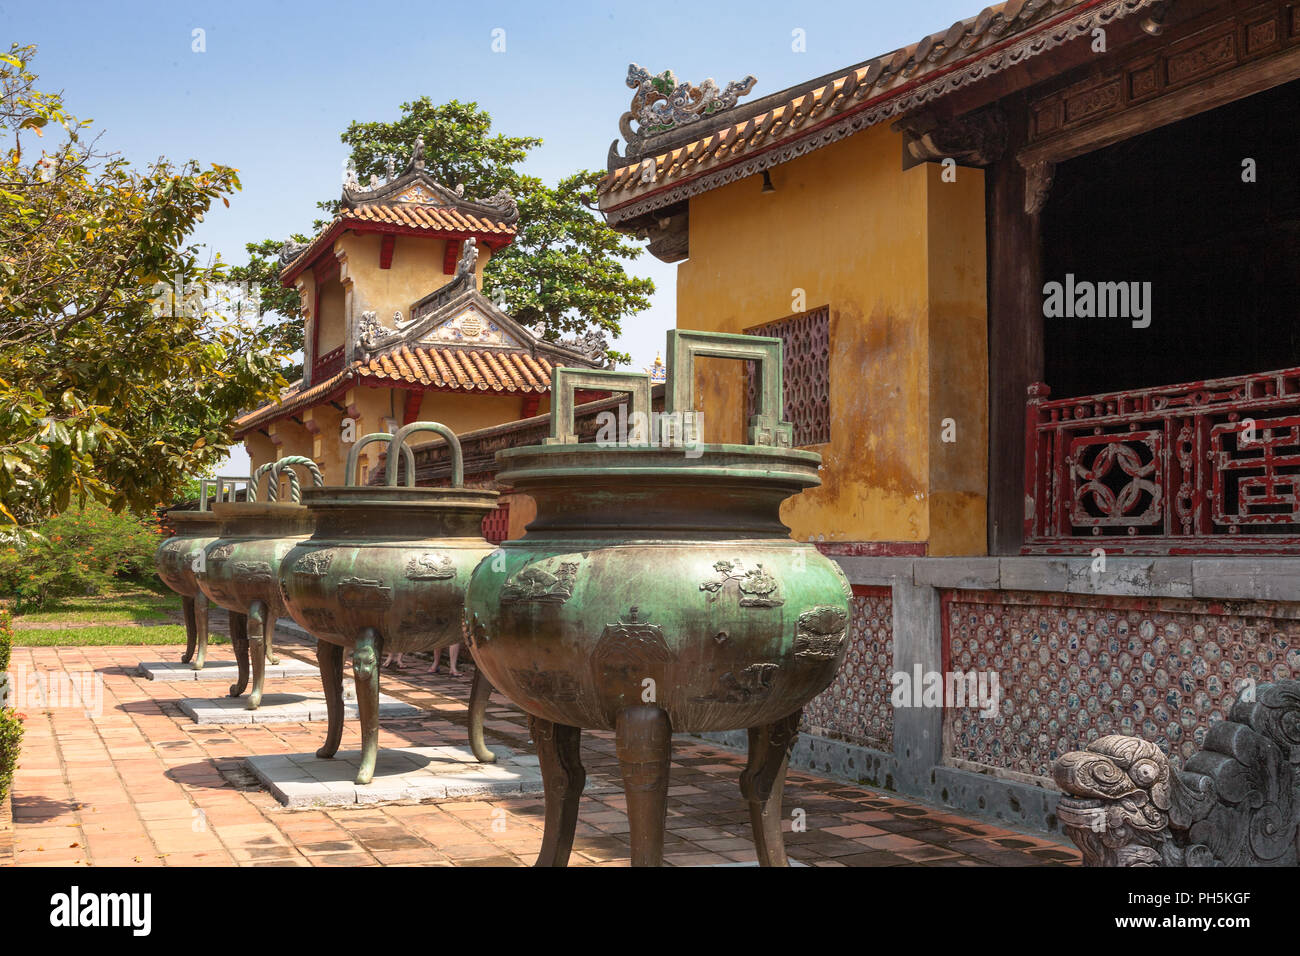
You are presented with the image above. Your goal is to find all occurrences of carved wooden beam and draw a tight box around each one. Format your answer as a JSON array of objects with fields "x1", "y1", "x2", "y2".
[{"x1": 894, "y1": 106, "x2": 1008, "y2": 169}]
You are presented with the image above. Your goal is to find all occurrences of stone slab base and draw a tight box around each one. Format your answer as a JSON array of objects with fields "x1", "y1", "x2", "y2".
[
  {"x1": 179, "y1": 692, "x2": 419, "y2": 725},
  {"x1": 245, "y1": 746, "x2": 548, "y2": 808},
  {"x1": 138, "y1": 658, "x2": 319, "y2": 682}
]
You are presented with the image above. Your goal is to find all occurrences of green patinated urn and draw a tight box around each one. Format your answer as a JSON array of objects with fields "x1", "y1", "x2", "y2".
[
  {"x1": 465, "y1": 442, "x2": 851, "y2": 731},
  {"x1": 198, "y1": 502, "x2": 315, "y2": 617},
  {"x1": 465, "y1": 330, "x2": 852, "y2": 735},
  {"x1": 276, "y1": 424, "x2": 501, "y2": 784},
  {"x1": 278, "y1": 484, "x2": 498, "y2": 656},
  {"x1": 156, "y1": 510, "x2": 223, "y2": 599},
  {"x1": 194, "y1": 458, "x2": 321, "y2": 705}
]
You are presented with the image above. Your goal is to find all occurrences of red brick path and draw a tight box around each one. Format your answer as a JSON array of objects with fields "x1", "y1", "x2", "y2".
[{"x1": 4, "y1": 642, "x2": 1080, "y2": 867}]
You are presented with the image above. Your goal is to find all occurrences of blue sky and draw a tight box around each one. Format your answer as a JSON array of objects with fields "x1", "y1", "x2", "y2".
[{"x1": 2, "y1": 0, "x2": 979, "y2": 474}]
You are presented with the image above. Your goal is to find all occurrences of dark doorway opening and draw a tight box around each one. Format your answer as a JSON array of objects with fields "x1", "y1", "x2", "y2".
[{"x1": 1041, "y1": 76, "x2": 1300, "y2": 399}]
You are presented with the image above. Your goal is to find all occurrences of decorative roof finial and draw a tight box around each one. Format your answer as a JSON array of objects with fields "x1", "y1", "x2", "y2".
[
  {"x1": 410, "y1": 136, "x2": 426, "y2": 172},
  {"x1": 609, "y1": 64, "x2": 757, "y2": 168},
  {"x1": 384, "y1": 155, "x2": 396, "y2": 181},
  {"x1": 456, "y1": 237, "x2": 479, "y2": 277}
]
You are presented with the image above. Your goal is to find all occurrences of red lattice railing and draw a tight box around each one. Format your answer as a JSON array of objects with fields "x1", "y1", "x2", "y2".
[
  {"x1": 311, "y1": 344, "x2": 346, "y2": 382},
  {"x1": 1024, "y1": 366, "x2": 1300, "y2": 554}
]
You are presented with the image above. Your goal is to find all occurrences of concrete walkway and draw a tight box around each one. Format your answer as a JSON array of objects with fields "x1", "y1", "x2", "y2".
[{"x1": 4, "y1": 643, "x2": 1080, "y2": 867}]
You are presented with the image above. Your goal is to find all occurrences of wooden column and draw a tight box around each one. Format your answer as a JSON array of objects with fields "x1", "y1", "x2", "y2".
[{"x1": 986, "y1": 92, "x2": 1043, "y2": 556}]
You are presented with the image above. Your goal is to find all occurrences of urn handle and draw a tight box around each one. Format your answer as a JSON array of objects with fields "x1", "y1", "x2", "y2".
[
  {"x1": 545, "y1": 367, "x2": 653, "y2": 446},
  {"x1": 204, "y1": 475, "x2": 251, "y2": 510},
  {"x1": 266, "y1": 456, "x2": 324, "y2": 503},
  {"x1": 248, "y1": 461, "x2": 278, "y2": 503},
  {"x1": 344, "y1": 434, "x2": 416, "y2": 488},
  {"x1": 663, "y1": 329, "x2": 794, "y2": 448},
  {"x1": 386, "y1": 422, "x2": 464, "y2": 487}
]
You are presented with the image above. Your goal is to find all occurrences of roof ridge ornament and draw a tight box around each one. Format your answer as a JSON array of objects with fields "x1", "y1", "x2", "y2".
[
  {"x1": 409, "y1": 135, "x2": 426, "y2": 173},
  {"x1": 609, "y1": 63, "x2": 756, "y2": 168}
]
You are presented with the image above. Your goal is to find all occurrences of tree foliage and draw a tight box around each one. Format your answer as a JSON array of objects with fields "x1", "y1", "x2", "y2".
[
  {"x1": 0, "y1": 44, "x2": 288, "y2": 527},
  {"x1": 238, "y1": 98, "x2": 653, "y2": 365}
]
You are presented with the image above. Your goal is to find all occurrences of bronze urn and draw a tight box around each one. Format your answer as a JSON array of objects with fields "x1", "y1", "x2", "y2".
[
  {"x1": 196, "y1": 458, "x2": 319, "y2": 707},
  {"x1": 465, "y1": 331, "x2": 853, "y2": 866},
  {"x1": 277, "y1": 423, "x2": 501, "y2": 785},
  {"x1": 155, "y1": 478, "x2": 245, "y2": 670}
]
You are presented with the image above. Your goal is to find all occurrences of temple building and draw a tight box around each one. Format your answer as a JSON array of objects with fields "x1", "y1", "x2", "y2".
[
  {"x1": 397, "y1": 0, "x2": 1300, "y2": 836},
  {"x1": 232, "y1": 138, "x2": 609, "y2": 502}
]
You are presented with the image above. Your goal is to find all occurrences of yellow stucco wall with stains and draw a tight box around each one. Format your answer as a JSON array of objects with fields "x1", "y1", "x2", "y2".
[{"x1": 676, "y1": 123, "x2": 988, "y2": 555}]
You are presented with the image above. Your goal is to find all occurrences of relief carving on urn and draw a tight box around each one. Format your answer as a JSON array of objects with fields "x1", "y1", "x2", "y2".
[
  {"x1": 500, "y1": 560, "x2": 580, "y2": 605},
  {"x1": 700, "y1": 559, "x2": 784, "y2": 608},
  {"x1": 406, "y1": 551, "x2": 455, "y2": 580}
]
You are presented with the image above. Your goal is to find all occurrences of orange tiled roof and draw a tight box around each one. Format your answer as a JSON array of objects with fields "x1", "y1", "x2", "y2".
[
  {"x1": 363, "y1": 345, "x2": 553, "y2": 393},
  {"x1": 232, "y1": 346, "x2": 555, "y2": 437},
  {"x1": 345, "y1": 203, "x2": 515, "y2": 237},
  {"x1": 598, "y1": 0, "x2": 1157, "y2": 220}
]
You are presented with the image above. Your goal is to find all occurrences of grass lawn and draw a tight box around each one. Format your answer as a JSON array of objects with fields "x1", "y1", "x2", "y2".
[
  {"x1": 15, "y1": 585, "x2": 178, "y2": 623},
  {"x1": 8, "y1": 580, "x2": 230, "y2": 646},
  {"x1": 15, "y1": 626, "x2": 232, "y2": 647}
]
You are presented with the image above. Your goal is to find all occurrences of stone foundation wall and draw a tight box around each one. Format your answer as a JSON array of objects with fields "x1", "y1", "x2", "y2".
[{"x1": 705, "y1": 555, "x2": 1300, "y2": 836}]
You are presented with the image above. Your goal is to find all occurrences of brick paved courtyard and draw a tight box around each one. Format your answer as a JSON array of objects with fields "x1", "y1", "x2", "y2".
[{"x1": 1, "y1": 638, "x2": 1080, "y2": 867}]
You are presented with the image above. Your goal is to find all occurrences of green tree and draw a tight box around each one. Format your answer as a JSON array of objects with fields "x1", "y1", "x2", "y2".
[
  {"x1": 0, "y1": 44, "x2": 289, "y2": 527},
  {"x1": 235, "y1": 98, "x2": 653, "y2": 366}
]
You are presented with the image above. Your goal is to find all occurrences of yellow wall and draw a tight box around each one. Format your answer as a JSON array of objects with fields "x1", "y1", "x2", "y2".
[
  {"x1": 676, "y1": 123, "x2": 988, "y2": 555},
  {"x1": 339, "y1": 232, "x2": 490, "y2": 335}
]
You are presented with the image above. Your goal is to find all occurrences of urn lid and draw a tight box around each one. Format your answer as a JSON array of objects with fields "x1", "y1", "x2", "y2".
[{"x1": 165, "y1": 509, "x2": 224, "y2": 530}]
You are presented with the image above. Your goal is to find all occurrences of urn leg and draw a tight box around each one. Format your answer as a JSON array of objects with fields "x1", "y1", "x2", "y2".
[
  {"x1": 180, "y1": 595, "x2": 197, "y2": 664},
  {"x1": 468, "y1": 669, "x2": 496, "y2": 764},
  {"x1": 246, "y1": 600, "x2": 268, "y2": 711},
  {"x1": 352, "y1": 628, "x2": 383, "y2": 786},
  {"x1": 739, "y1": 709, "x2": 801, "y2": 867},
  {"x1": 192, "y1": 591, "x2": 209, "y2": 671},
  {"x1": 316, "y1": 640, "x2": 344, "y2": 760},
  {"x1": 530, "y1": 716, "x2": 584, "y2": 868},
  {"x1": 615, "y1": 704, "x2": 673, "y2": 867},
  {"x1": 264, "y1": 612, "x2": 279, "y2": 665},
  {"x1": 228, "y1": 613, "x2": 250, "y2": 698}
]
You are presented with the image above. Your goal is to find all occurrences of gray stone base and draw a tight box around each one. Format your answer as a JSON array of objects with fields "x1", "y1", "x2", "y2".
[
  {"x1": 246, "y1": 746, "x2": 547, "y2": 808},
  {"x1": 179, "y1": 691, "x2": 419, "y2": 725},
  {"x1": 700, "y1": 729, "x2": 901, "y2": 791},
  {"x1": 138, "y1": 658, "x2": 319, "y2": 682}
]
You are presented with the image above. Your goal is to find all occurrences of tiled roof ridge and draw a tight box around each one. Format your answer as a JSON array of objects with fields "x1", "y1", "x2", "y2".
[{"x1": 599, "y1": 0, "x2": 1160, "y2": 221}]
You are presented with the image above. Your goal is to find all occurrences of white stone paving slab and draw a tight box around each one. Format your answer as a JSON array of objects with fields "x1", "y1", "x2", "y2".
[
  {"x1": 179, "y1": 691, "x2": 419, "y2": 725},
  {"x1": 246, "y1": 745, "x2": 551, "y2": 808},
  {"x1": 138, "y1": 658, "x2": 319, "y2": 682}
]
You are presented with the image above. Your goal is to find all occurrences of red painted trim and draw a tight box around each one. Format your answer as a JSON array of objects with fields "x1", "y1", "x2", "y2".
[
  {"x1": 312, "y1": 254, "x2": 339, "y2": 286},
  {"x1": 443, "y1": 239, "x2": 463, "y2": 275},
  {"x1": 520, "y1": 394, "x2": 541, "y2": 419},
  {"x1": 379, "y1": 233, "x2": 396, "y2": 270},
  {"x1": 849, "y1": 584, "x2": 891, "y2": 599},
  {"x1": 308, "y1": 298, "x2": 321, "y2": 380},
  {"x1": 816, "y1": 541, "x2": 927, "y2": 557},
  {"x1": 402, "y1": 389, "x2": 424, "y2": 426}
]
